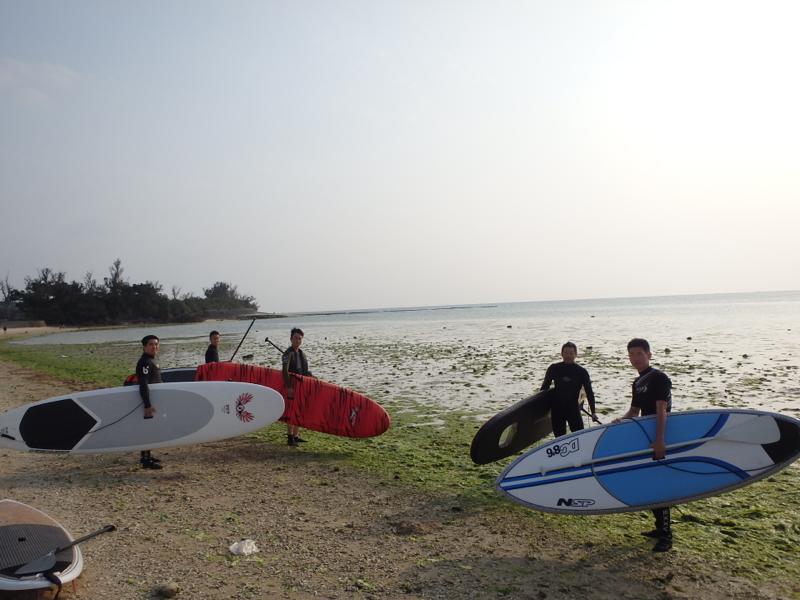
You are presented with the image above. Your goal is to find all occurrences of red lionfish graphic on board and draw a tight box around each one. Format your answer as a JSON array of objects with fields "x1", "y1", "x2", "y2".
[{"x1": 235, "y1": 393, "x2": 255, "y2": 423}]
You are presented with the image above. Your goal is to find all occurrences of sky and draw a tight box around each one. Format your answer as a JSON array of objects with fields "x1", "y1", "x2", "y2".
[{"x1": 1, "y1": 1, "x2": 798, "y2": 313}]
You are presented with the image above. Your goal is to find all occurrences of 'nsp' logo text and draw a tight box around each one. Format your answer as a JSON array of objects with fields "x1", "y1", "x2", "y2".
[{"x1": 557, "y1": 498, "x2": 595, "y2": 508}]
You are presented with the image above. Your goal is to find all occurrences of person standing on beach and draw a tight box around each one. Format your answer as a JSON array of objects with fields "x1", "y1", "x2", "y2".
[
  {"x1": 205, "y1": 330, "x2": 220, "y2": 363},
  {"x1": 282, "y1": 327, "x2": 312, "y2": 447},
  {"x1": 540, "y1": 341, "x2": 597, "y2": 437},
  {"x1": 614, "y1": 337, "x2": 673, "y2": 552},
  {"x1": 136, "y1": 334, "x2": 163, "y2": 470}
]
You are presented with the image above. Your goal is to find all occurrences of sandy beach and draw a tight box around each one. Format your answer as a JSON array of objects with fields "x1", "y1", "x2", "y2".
[{"x1": 0, "y1": 350, "x2": 796, "y2": 600}]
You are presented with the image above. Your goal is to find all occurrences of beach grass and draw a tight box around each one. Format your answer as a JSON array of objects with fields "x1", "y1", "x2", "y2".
[
  {"x1": 1, "y1": 334, "x2": 798, "y2": 592},
  {"x1": 0, "y1": 339, "x2": 133, "y2": 387}
]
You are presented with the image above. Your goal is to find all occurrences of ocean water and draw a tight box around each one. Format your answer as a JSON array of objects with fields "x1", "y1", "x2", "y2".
[{"x1": 17, "y1": 291, "x2": 800, "y2": 421}]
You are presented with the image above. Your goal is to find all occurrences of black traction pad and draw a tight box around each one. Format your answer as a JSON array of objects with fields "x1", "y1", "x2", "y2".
[
  {"x1": 0, "y1": 523, "x2": 74, "y2": 577},
  {"x1": 19, "y1": 399, "x2": 98, "y2": 450}
]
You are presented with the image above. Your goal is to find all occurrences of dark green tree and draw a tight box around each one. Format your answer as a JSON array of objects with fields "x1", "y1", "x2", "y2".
[
  {"x1": 14, "y1": 260, "x2": 260, "y2": 325},
  {"x1": 203, "y1": 281, "x2": 258, "y2": 310}
]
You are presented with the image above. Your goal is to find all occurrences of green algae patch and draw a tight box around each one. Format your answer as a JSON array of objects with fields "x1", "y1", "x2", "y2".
[
  {"x1": 0, "y1": 338, "x2": 134, "y2": 387},
  {"x1": 0, "y1": 333, "x2": 210, "y2": 387},
  {"x1": 250, "y1": 404, "x2": 506, "y2": 507}
]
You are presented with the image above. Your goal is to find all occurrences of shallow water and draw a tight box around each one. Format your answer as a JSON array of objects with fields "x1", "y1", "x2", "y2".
[{"x1": 18, "y1": 291, "x2": 800, "y2": 420}]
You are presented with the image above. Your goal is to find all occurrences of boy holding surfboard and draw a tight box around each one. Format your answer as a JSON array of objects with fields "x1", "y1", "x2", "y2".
[
  {"x1": 614, "y1": 337, "x2": 673, "y2": 552},
  {"x1": 282, "y1": 328, "x2": 312, "y2": 447},
  {"x1": 135, "y1": 334, "x2": 163, "y2": 469}
]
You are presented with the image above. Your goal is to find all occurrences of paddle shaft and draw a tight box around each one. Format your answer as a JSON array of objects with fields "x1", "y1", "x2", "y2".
[
  {"x1": 57, "y1": 524, "x2": 116, "y2": 552},
  {"x1": 582, "y1": 406, "x2": 602, "y2": 424},
  {"x1": 229, "y1": 319, "x2": 256, "y2": 362},
  {"x1": 264, "y1": 337, "x2": 284, "y2": 355}
]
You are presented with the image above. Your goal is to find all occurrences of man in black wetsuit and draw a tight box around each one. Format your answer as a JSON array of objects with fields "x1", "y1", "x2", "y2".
[
  {"x1": 282, "y1": 327, "x2": 312, "y2": 447},
  {"x1": 136, "y1": 334, "x2": 163, "y2": 469},
  {"x1": 614, "y1": 337, "x2": 673, "y2": 552},
  {"x1": 205, "y1": 330, "x2": 220, "y2": 363},
  {"x1": 540, "y1": 342, "x2": 597, "y2": 437}
]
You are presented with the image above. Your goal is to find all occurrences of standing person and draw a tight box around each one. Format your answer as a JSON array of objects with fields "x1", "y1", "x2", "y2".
[
  {"x1": 205, "y1": 330, "x2": 220, "y2": 363},
  {"x1": 282, "y1": 327, "x2": 312, "y2": 447},
  {"x1": 540, "y1": 341, "x2": 597, "y2": 437},
  {"x1": 614, "y1": 338, "x2": 673, "y2": 552},
  {"x1": 136, "y1": 334, "x2": 163, "y2": 470}
]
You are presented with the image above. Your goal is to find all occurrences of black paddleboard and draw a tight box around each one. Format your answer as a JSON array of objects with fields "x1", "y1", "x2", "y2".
[{"x1": 470, "y1": 389, "x2": 556, "y2": 464}]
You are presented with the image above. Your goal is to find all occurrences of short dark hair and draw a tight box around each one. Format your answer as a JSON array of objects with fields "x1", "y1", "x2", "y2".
[
  {"x1": 290, "y1": 327, "x2": 304, "y2": 338},
  {"x1": 627, "y1": 338, "x2": 650, "y2": 352},
  {"x1": 561, "y1": 341, "x2": 577, "y2": 352},
  {"x1": 141, "y1": 334, "x2": 159, "y2": 345},
  {"x1": 209, "y1": 330, "x2": 220, "y2": 338}
]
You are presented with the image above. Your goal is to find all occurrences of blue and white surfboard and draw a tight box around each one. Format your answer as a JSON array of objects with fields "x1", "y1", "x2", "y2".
[{"x1": 497, "y1": 409, "x2": 800, "y2": 514}]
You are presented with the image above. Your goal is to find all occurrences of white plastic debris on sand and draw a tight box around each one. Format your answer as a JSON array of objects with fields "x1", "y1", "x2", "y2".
[{"x1": 229, "y1": 539, "x2": 260, "y2": 556}]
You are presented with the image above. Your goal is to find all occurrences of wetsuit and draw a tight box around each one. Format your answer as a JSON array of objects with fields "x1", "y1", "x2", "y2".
[
  {"x1": 632, "y1": 366, "x2": 673, "y2": 543},
  {"x1": 205, "y1": 344, "x2": 219, "y2": 363},
  {"x1": 135, "y1": 352, "x2": 162, "y2": 466},
  {"x1": 631, "y1": 367, "x2": 672, "y2": 414},
  {"x1": 541, "y1": 362, "x2": 596, "y2": 437},
  {"x1": 282, "y1": 347, "x2": 312, "y2": 383},
  {"x1": 135, "y1": 352, "x2": 162, "y2": 409}
]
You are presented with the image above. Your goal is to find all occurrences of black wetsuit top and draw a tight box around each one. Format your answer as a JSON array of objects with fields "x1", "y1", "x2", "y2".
[
  {"x1": 631, "y1": 367, "x2": 672, "y2": 416},
  {"x1": 205, "y1": 344, "x2": 219, "y2": 363},
  {"x1": 540, "y1": 362, "x2": 596, "y2": 413},
  {"x1": 282, "y1": 347, "x2": 311, "y2": 385},
  {"x1": 135, "y1": 352, "x2": 162, "y2": 408}
]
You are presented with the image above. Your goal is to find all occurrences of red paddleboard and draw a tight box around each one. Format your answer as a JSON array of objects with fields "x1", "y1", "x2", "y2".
[{"x1": 195, "y1": 362, "x2": 390, "y2": 438}]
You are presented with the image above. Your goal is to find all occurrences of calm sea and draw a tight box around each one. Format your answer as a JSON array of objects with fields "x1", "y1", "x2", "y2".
[{"x1": 16, "y1": 291, "x2": 800, "y2": 420}]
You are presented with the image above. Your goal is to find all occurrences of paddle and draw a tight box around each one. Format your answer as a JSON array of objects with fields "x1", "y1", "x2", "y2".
[
  {"x1": 229, "y1": 318, "x2": 256, "y2": 362},
  {"x1": 264, "y1": 337, "x2": 284, "y2": 355},
  {"x1": 582, "y1": 406, "x2": 602, "y2": 424},
  {"x1": 538, "y1": 414, "x2": 780, "y2": 475},
  {"x1": 14, "y1": 524, "x2": 116, "y2": 576}
]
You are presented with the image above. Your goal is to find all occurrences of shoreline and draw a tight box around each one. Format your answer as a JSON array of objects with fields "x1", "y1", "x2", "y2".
[{"x1": 0, "y1": 335, "x2": 798, "y2": 599}]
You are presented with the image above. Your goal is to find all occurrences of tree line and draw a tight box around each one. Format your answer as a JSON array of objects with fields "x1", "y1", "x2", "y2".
[{"x1": 0, "y1": 259, "x2": 258, "y2": 326}]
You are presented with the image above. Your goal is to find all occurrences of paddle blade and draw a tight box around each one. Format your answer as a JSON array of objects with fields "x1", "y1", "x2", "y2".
[{"x1": 14, "y1": 551, "x2": 56, "y2": 576}]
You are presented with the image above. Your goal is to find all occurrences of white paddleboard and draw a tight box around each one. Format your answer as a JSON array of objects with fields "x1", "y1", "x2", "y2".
[
  {"x1": 0, "y1": 382, "x2": 284, "y2": 453},
  {"x1": 0, "y1": 499, "x2": 83, "y2": 591},
  {"x1": 497, "y1": 409, "x2": 800, "y2": 514}
]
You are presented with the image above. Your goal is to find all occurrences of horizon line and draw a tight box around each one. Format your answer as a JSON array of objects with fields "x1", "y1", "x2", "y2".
[{"x1": 282, "y1": 288, "x2": 800, "y2": 318}]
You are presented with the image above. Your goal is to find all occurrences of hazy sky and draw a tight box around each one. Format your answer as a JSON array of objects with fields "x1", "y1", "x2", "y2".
[{"x1": 1, "y1": 1, "x2": 798, "y2": 312}]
